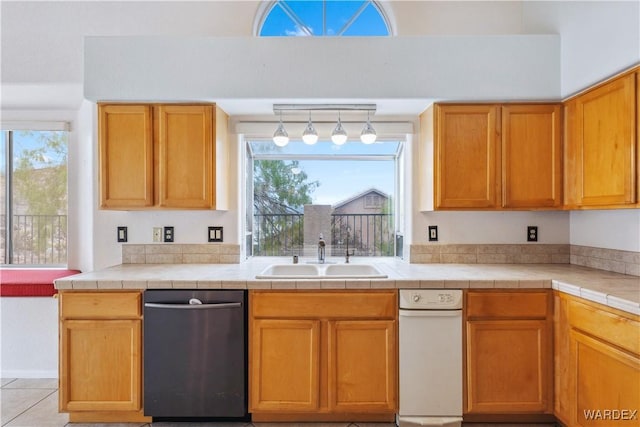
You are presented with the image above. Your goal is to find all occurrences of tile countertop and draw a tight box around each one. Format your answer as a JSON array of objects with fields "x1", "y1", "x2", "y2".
[{"x1": 54, "y1": 257, "x2": 640, "y2": 315}]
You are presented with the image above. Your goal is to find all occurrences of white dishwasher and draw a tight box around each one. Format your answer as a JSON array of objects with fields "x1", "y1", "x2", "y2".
[{"x1": 398, "y1": 289, "x2": 463, "y2": 427}]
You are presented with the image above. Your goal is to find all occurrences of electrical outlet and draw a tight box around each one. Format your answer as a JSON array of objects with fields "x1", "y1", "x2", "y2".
[
  {"x1": 153, "y1": 227, "x2": 162, "y2": 243},
  {"x1": 527, "y1": 226, "x2": 538, "y2": 242},
  {"x1": 164, "y1": 226, "x2": 174, "y2": 243},
  {"x1": 428, "y1": 225, "x2": 438, "y2": 242},
  {"x1": 117, "y1": 226, "x2": 127, "y2": 243}
]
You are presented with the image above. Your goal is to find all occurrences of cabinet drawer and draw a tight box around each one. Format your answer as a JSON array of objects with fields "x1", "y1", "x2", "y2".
[
  {"x1": 60, "y1": 292, "x2": 142, "y2": 319},
  {"x1": 466, "y1": 291, "x2": 549, "y2": 319},
  {"x1": 568, "y1": 299, "x2": 640, "y2": 355},
  {"x1": 251, "y1": 291, "x2": 397, "y2": 319}
]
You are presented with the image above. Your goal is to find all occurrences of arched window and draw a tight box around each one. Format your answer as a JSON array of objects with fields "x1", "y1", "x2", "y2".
[{"x1": 258, "y1": 0, "x2": 391, "y2": 37}]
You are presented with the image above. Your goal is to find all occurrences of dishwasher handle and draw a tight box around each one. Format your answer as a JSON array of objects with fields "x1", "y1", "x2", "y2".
[
  {"x1": 144, "y1": 301, "x2": 242, "y2": 310},
  {"x1": 399, "y1": 309, "x2": 461, "y2": 317}
]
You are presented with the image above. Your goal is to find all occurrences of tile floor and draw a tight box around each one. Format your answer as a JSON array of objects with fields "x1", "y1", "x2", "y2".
[{"x1": 1, "y1": 378, "x2": 557, "y2": 427}]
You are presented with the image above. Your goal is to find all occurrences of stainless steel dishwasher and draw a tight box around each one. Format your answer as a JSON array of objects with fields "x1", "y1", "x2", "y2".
[{"x1": 143, "y1": 290, "x2": 247, "y2": 420}]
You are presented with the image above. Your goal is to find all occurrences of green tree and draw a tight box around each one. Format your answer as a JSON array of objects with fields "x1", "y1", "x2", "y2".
[
  {"x1": 254, "y1": 160, "x2": 318, "y2": 214},
  {"x1": 13, "y1": 131, "x2": 67, "y2": 215},
  {"x1": 12, "y1": 131, "x2": 68, "y2": 263},
  {"x1": 253, "y1": 160, "x2": 319, "y2": 255}
]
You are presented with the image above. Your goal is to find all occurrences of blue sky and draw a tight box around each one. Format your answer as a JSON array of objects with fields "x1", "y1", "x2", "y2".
[
  {"x1": 252, "y1": 139, "x2": 398, "y2": 206},
  {"x1": 260, "y1": 0, "x2": 389, "y2": 37},
  {"x1": 297, "y1": 158, "x2": 394, "y2": 205}
]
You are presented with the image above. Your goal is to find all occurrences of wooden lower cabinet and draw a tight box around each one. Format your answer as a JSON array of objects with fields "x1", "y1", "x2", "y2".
[
  {"x1": 329, "y1": 320, "x2": 397, "y2": 413},
  {"x1": 58, "y1": 291, "x2": 150, "y2": 423},
  {"x1": 249, "y1": 290, "x2": 397, "y2": 422},
  {"x1": 555, "y1": 292, "x2": 640, "y2": 427},
  {"x1": 250, "y1": 319, "x2": 321, "y2": 412},
  {"x1": 465, "y1": 290, "x2": 553, "y2": 420}
]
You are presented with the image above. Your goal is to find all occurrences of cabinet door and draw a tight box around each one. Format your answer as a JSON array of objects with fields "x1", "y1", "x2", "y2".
[
  {"x1": 553, "y1": 293, "x2": 571, "y2": 425},
  {"x1": 98, "y1": 104, "x2": 153, "y2": 208},
  {"x1": 502, "y1": 104, "x2": 562, "y2": 208},
  {"x1": 466, "y1": 319, "x2": 552, "y2": 414},
  {"x1": 570, "y1": 330, "x2": 640, "y2": 427},
  {"x1": 59, "y1": 319, "x2": 142, "y2": 412},
  {"x1": 250, "y1": 319, "x2": 321, "y2": 412},
  {"x1": 435, "y1": 104, "x2": 500, "y2": 209},
  {"x1": 328, "y1": 320, "x2": 397, "y2": 413},
  {"x1": 156, "y1": 105, "x2": 215, "y2": 208},
  {"x1": 574, "y1": 73, "x2": 636, "y2": 206}
]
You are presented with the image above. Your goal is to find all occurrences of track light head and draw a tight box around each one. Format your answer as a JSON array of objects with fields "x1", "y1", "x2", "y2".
[
  {"x1": 302, "y1": 112, "x2": 318, "y2": 145},
  {"x1": 331, "y1": 113, "x2": 348, "y2": 145}
]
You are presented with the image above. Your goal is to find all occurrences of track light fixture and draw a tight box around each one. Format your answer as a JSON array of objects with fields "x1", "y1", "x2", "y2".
[
  {"x1": 272, "y1": 104, "x2": 376, "y2": 146},
  {"x1": 331, "y1": 111, "x2": 348, "y2": 145},
  {"x1": 272, "y1": 110, "x2": 289, "y2": 147},
  {"x1": 360, "y1": 111, "x2": 377, "y2": 144},
  {"x1": 302, "y1": 111, "x2": 318, "y2": 145}
]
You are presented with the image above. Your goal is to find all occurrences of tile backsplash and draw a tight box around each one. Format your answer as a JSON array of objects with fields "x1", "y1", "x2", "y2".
[
  {"x1": 570, "y1": 245, "x2": 640, "y2": 276},
  {"x1": 124, "y1": 243, "x2": 639, "y2": 277},
  {"x1": 123, "y1": 244, "x2": 240, "y2": 264},
  {"x1": 410, "y1": 243, "x2": 640, "y2": 277},
  {"x1": 410, "y1": 244, "x2": 570, "y2": 264}
]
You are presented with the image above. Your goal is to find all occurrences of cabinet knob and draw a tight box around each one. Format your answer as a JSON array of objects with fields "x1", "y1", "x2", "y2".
[{"x1": 412, "y1": 294, "x2": 421, "y2": 302}]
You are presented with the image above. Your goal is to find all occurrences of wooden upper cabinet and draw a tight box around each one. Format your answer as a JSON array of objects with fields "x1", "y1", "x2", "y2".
[
  {"x1": 156, "y1": 105, "x2": 215, "y2": 208},
  {"x1": 565, "y1": 72, "x2": 637, "y2": 207},
  {"x1": 98, "y1": 103, "x2": 223, "y2": 210},
  {"x1": 434, "y1": 103, "x2": 562, "y2": 210},
  {"x1": 502, "y1": 104, "x2": 562, "y2": 208},
  {"x1": 98, "y1": 105, "x2": 154, "y2": 208},
  {"x1": 435, "y1": 104, "x2": 500, "y2": 209}
]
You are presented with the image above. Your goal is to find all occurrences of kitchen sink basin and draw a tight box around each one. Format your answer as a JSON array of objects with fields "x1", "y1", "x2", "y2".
[
  {"x1": 256, "y1": 263, "x2": 387, "y2": 279},
  {"x1": 255, "y1": 264, "x2": 320, "y2": 279},
  {"x1": 324, "y1": 263, "x2": 387, "y2": 278}
]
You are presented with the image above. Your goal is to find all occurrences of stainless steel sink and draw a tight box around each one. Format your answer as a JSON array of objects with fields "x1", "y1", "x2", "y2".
[{"x1": 256, "y1": 263, "x2": 387, "y2": 279}]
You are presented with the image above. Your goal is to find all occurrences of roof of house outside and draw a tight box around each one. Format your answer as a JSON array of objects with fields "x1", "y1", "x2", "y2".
[{"x1": 332, "y1": 187, "x2": 389, "y2": 209}]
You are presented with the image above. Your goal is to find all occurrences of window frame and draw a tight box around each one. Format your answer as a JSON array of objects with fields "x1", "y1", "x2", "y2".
[
  {"x1": 1, "y1": 122, "x2": 70, "y2": 267},
  {"x1": 254, "y1": 0, "x2": 396, "y2": 37}
]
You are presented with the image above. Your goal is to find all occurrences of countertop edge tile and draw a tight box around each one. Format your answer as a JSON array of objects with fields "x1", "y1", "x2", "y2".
[{"x1": 53, "y1": 260, "x2": 640, "y2": 315}]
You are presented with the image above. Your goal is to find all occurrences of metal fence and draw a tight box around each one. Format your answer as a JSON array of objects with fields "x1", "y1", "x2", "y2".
[
  {"x1": 331, "y1": 213, "x2": 395, "y2": 257},
  {"x1": 0, "y1": 214, "x2": 68, "y2": 265},
  {"x1": 252, "y1": 212, "x2": 394, "y2": 257},
  {"x1": 253, "y1": 213, "x2": 304, "y2": 256}
]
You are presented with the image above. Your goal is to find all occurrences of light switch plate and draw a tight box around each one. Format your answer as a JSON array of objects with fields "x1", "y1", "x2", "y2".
[
  {"x1": 208, "y1": 226, "x2": 223, "y2": 242},
  {"x1": 428, "y1": 225, "x2": 438, "y2": 242}
]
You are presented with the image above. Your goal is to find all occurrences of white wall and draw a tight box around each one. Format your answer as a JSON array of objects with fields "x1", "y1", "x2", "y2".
[
  {"x1": 570, "y1": 210, "x2": 640, "y2": 252},
  {"x1": 523, "y1": 0, "x2": 640, "y2": 97},
  {"x1": 1, "y1": 297, "x2": 58, "y2": 378},
  {"x1": 84, "y1": 35, "x2": 560, "y2": 102},
  {"x1": 413, "y1": 211, "x2": 570, "y2": 245}
]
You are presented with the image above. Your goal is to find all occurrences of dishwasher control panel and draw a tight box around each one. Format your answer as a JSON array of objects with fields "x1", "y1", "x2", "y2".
[{"x1": 399, "y1": 289, "x2": 463, "y2": 310}]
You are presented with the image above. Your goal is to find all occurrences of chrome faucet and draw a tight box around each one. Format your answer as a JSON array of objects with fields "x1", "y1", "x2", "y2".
[
  {"x1": 318, "y1": 233, "x2": 326, "y2": 264},
  {"x1": 345, "y1": 227, "x2": 355, "y2": 263}
]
